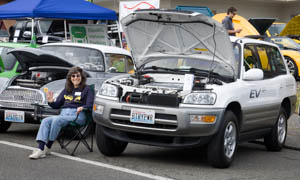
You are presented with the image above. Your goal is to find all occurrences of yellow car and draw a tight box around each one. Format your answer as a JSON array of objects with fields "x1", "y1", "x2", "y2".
[
  {"x1": 264, "y1": 36, "x2": 300, "y2": 79},
  {"x1": 213, "y1": 13, "x2": 300, "y2": 79}
]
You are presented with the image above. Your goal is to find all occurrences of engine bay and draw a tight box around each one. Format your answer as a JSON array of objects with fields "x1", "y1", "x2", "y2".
[
  {"x1": 11, "y1": 68, "x2": 69, "y2": 89},
  {"x1": 113, "y1": 73, "x2": 214, "y2": 107}
]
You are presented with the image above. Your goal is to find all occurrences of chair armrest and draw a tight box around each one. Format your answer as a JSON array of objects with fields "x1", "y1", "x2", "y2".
[{"x1": 72, "y1": 108, "x2": 91, "y2": 124}]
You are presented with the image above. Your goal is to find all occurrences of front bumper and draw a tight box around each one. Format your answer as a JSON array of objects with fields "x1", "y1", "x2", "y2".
[
  {"x1": 0, "y1": 105, "x2": 59, "y2": 124},
  {"x1": 93, "y1": 96, "x2": 225, "y2": 141}
]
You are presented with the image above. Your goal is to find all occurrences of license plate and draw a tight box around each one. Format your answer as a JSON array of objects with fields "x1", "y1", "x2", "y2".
[
  {"x1": 130, "y1": 108, "x2": 155, "y2": 124},
  {"x1": 5, "y1": 110, "x2": 25, "y2": 123}
]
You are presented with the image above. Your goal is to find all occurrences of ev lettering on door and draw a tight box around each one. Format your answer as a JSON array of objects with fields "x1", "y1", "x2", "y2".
[{"x1": 249, "y1": 89, "x2": 261, "y2": 98}]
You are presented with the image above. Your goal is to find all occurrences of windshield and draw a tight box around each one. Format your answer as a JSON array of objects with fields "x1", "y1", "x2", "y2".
[
  {"x1": 232, "y1": 42, "x2": 241, "y2": 78},
  {"x1": 141, "y1": 57, "x2": 234, "y2": 82},
  {"x1": 268, "y1": 23, "x2": 286, "y2": 36},
  {"x1": 0, "y1": 47, "x2": 17, "y2": 70},
  {"x1": 39, "y1": 20, "x2": 52, "y2": 34},
  {"x1": 266, "y1": 37, "x2": 300, "y2": 50},
  {"x1": 40, "y1": 46, "x2": 105, "y2": 71}
]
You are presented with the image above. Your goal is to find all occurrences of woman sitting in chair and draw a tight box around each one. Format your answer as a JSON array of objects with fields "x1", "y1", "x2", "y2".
[{"x1": 29, "y1": 66, "x2": 94, "y2": 159}]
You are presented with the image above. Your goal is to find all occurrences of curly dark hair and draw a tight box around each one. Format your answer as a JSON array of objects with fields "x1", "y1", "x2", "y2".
[
  {"x1": 65, "y1": 66, "x2": 87, "y2": 93},
  {"x1": 227, "y1": 6, "x2": 237, "y2": 15}
]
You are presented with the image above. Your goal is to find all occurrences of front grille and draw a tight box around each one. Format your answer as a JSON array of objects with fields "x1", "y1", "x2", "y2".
[
  {"x1": 122, "y1": 93, "x2": 181, "y2": 107},
  {"x1": 110, "y1": 109, "x2": 178, "y2": 130},
  {"x1": 0, "y1": 88, "x2": 44, "y2": 109}
]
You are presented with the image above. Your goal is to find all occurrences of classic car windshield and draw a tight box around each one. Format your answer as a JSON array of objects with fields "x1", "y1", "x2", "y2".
[
  {"x1": 142, "y1": 57, "x2": 234, "y2": 80},
  {"x1": 266, "y1": 37, "x2": 300, "y2": 51},
  {"x1": 40, "y1": 46, "x2": 105, "y2": 71}
]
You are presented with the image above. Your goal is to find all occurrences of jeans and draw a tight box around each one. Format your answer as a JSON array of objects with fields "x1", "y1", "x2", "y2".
[{"x1": 36, "y1": 108, "x2": 86, "y2": 143}]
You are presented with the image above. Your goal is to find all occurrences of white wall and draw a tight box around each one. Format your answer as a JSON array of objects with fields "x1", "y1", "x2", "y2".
[{"x1": 95, "y1": 0, "x2": 300, "y2": 22}]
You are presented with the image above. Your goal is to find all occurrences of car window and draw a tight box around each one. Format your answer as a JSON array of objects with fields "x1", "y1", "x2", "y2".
[
  {"x1": 105, "y1": 53, "x2": 134, "y2": 73},
  {"x1": 40, "y1": 46, "x2": 105, "y2": 72},
  {"x1": 15, "y1": 21, "x2": 24, "y2": 29},
  {"x1": 245, "y1": 44, "x2": 286, "y2": 79},
  {"x1": 24, "y1": 21, "x2": 39, "y2": 36},
  {"x1": 0, "y1": 47, "x2": 17, "y2": 70},
  {"x1": 243, "y1": 44, "x2": 260, "y2": 71},
  {"x1": 256, "y1": 45, "x2": 274, "y2": 79},
  {"x1": 39, "y1": 20, "x2": 52, "y2": 34},
  {"x1": 266, "y1": 46, "x2": 287, "y2": 75}
]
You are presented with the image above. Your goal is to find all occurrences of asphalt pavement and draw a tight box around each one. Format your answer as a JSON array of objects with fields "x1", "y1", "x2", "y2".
[{"x1": 285, "y1": 113, "x2": 300, "y2": 150}]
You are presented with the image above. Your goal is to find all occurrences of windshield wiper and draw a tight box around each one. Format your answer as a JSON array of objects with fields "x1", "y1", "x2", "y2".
[
  {"x1": 143, "y1": 66, "x2": 179, "y2": 72},
  {"x1": 175, "y1": 68, "x2": 210, "y2": 75}
]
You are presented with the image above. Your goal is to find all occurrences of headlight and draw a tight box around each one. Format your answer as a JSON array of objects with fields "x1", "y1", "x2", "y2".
[
  {"x1": 183, "y1": 93, "x2": 216, "y2": 105},
  {"x1": 99, "y1": 83, "x2": 118, "y2": 97}
]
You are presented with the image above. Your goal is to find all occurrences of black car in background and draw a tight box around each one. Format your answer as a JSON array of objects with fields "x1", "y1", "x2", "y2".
[{"x1": 8, "y1": 19, "x2": 88, "y2": 44}]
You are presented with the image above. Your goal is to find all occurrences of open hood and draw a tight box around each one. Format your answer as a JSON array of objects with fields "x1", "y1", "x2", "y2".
[
  {"x1": 8, "y1": 48, "x2": 73, "y2": 70},
  {"x1": 248, "y1": 18, "x2": 276, "y2": 35},
  {"x1": 280, "y1": 15, "x2": 300, "y2": 36},
  {"x1": 121, "y1": 9, "x2": 237, "y2": 73}
]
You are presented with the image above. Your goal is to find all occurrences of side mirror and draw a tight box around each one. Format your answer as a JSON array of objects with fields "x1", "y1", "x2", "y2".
[
  {"x1": 23, "y1": 31, "x2": 32, "y2": 37},
  {"x1": 244, "y1": 68, "x2": 264, "y2": 81},
  {"x1": 109, "y1": 67, "x2": 117, "y2": 73}
]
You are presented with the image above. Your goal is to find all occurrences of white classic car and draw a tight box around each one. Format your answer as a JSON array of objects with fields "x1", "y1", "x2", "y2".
[
  {"x1": 92, "y1": 10, "x2": 297, "y2": 168},
  {"x1": 0, "y1": 42, "x2": 133, "y2": 135}
]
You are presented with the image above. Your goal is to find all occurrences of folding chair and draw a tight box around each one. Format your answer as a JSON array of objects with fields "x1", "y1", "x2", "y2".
[
  {"x1": 57, "y1": 107, "x2": 94, "y2": 156},
  {"x1": 57, "y1": 84, "x2": 95, "y2": 156},
  {"x1": 32, "y1": 84, "x2": 95, "y2": 156}
]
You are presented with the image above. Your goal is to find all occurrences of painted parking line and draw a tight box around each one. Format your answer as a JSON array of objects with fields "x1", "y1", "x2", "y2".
[{"x1": 0, "y1": 140, "x2": 173, "y2": 180}]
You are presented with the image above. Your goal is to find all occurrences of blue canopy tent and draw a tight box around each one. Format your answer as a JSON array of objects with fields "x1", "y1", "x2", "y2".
[
  {"x1": 0, "y1": 0, "x2": 117, "y2": 20},
  {"x1": 0, "y1": 0, "x2": 118, "y2": 45}
]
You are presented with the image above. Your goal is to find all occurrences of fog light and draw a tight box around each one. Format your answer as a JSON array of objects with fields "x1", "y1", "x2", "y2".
[
  {"x1": 190, "y1": 115, "x2": 216, "y2": 124},
  {"x1": 94, "y1": 104, "x2": 104, "y2": 114}
]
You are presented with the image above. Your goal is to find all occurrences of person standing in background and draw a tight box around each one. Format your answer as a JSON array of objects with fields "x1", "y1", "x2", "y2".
[{"x1": 222, "y1": 7, "x2": 242, "y2": 36}]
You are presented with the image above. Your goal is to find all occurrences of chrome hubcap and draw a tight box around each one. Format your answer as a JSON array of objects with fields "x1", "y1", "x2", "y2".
[
  {"x1": 224, "y1": 121, "x2": 237, "y2": 159},
  {"x1": 286, "y1": 59, "x2": 295, "y2": 75},
  {"x1": 277, "y1": 114, "x2": 287, "y2": 144}
]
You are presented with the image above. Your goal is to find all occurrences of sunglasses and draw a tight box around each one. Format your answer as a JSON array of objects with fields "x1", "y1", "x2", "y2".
[{"x1": 71, "y1": 74, "x2": 81, "y2": 78}]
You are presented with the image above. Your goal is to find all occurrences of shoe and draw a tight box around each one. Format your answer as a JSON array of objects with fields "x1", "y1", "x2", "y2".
[
  {"x1": 44, "y1": 146, "x2": 51, "y2": 155},
  {"x1": 29, "y1": 149, "x2": 46, "y2": 159}
]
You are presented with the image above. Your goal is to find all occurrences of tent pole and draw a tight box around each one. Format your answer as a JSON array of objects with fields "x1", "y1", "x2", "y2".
[
  {"x1": 116, "y1": 20, "x2": 123, "y2": 48},
  {"x1": 64, "y1": 20, "x2": 67, "y2": 40},
  {"x1": 31, "y1": 18, "x2": 34, "y2": 40},
  {"x1": 30, "y1": 18, "x2": 36, "y2": 47}
]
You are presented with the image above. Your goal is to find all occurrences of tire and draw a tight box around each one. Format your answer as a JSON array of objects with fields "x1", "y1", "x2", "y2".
[
  {"x1": 285, "y1": 56, "x2": 298, "y2": 79},
  {"x1": 207, "y1": 110, "x2": 238, "y2": 168},
  {"x1": 0, "y1": 121, "x2": 11, "y2": 133},
  {"x1": 264, "y1": 107, "x2": 287, "y2": 151},
  {"x1": 96, "y1": 124, "x2": 128, "y2": 156}
]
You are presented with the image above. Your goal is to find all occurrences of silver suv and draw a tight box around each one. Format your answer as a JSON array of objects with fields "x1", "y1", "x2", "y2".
[{"x1": 93, "y1": 10, "x2": 297, "y2": 168}]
